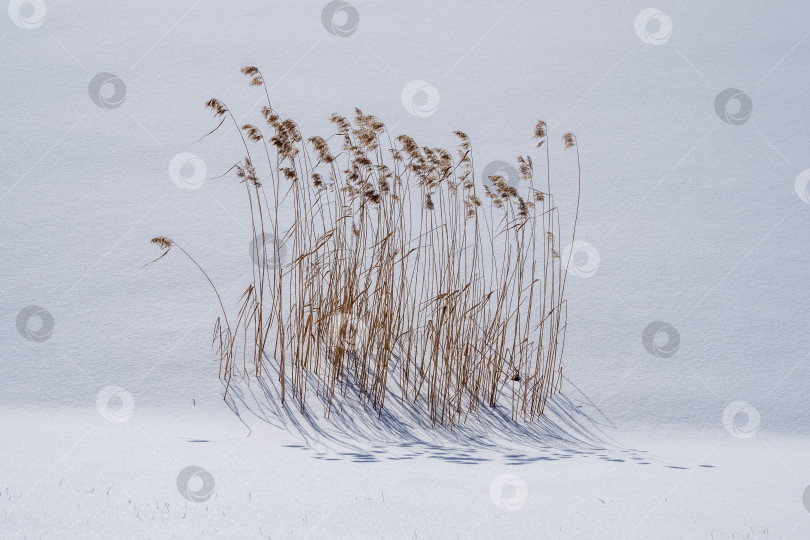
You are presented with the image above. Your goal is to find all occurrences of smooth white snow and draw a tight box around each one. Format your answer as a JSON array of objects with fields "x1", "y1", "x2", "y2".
[{"x1": 2, "y1": 1, "x2": 810, "y2": 538}]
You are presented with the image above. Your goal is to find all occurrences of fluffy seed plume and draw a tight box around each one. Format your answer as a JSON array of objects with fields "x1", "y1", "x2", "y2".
[
  {"x1": 330, "y1": 113, "x2": 351, "y2": 134},
  {"x1": 308, "y1": 136, "x2": 334, "y2": 164},
  {"x1": 242, "y1": 124, "x2": 263, "y2": 143},
  {"x1": 533, "y1": 120, "x2": 547, "y2": 147},
  {"x1": 151, "y1": 83, "x2": 583, "y2": 429},
  {"x1": 151, "y1": 236, "x2": 173, "y2": 250},
  {"x1": 205, "y1": 99, "x2": 227, "y2": 117},
  {"x1": 241, "y1": 66, "x2": 264, "y2": 87},
  {"x1": 517, "y1": 155, "x2": 533, "y2": 182},
  {"x1": 563, "y1": 133, "x2": 576, "y2": 149},
  {"x1": 141, "y1": 236, "x2": 174, "y2": 269},
  {"x1": 261, "y1": 106, "x2": 280, "y2": 127}
]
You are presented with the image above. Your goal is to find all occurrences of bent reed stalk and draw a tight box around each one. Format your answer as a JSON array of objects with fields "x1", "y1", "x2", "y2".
[{"x1": 146, "y1": 66, "x2": 582, "y2": 427}]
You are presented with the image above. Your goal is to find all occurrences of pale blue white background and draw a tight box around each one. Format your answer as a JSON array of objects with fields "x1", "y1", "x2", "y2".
[{"x1": 2, "y1": 1, "x2": 810, "y2": 537}]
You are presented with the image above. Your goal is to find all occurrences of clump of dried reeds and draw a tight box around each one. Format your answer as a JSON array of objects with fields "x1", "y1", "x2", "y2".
[{"x1": 147, "y1": 67, "x2": 581, "y2": 426}]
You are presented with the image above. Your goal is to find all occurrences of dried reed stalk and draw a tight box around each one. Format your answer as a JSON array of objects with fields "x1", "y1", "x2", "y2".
[{"x1": 147, "y1": 67, "x2": 582, "y2": 426}]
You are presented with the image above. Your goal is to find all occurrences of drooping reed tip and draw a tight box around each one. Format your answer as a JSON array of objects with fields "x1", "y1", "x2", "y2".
[
  {"x1": 205, "y1": 98, "x2": 228, "y2": 117},
  {"x1": 533, "y1": 120, "x2": 547, "y2": 140},
  {"x1": 151, "y1": 236, "x2": 173, "y2": 249},
  {"x1": 563, "y1": 133, "x2": 576, "y2": 149},
  {"x1": 242, "y1": 124, "x2": 263, "y2": 143},
  {"x1": 240, "y1": 66, "x2": 264, "y2": 86}
]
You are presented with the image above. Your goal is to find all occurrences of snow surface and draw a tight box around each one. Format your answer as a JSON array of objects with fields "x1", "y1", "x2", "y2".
[{"x1": 2, "y1": 1, "x2": 810, "y2": 538}]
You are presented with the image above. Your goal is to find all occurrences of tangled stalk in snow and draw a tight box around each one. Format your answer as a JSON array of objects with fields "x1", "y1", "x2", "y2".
[{"x1": 146, "y1": 66, "x2": 582, "y2": 427}]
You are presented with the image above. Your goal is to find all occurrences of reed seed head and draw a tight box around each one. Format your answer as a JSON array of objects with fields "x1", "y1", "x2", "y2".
[
  {"x1": 533, "y1": 120, "x2": 547, "y2": 140},
  {"x1": 205, "y1": 98, "x2": 227, "y2": 117},
  {"x1": 151, "y1": 236, "x2": 173, "y2": 250},
  {"x1": 330, "y1": 113, "x2": 351, "y2": 134},
  {"x1": 165, "y1": 82, "x2": 577, "y2": 426},
  {"x1": 563, "y1": 132, "x2": 576, "y2": 149},
  {"x1": 261, "y1": 106, "x2": 279, "y2": 127},
  {"x1": 242, "y1": 124, "x2": 263, "y2": 143},
  {"x1": 308, "y1": 136, "x2": 334, "y2": 164},
  {"x1": 240, "y1": 66, "x2": 264, "y2": 87}
]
